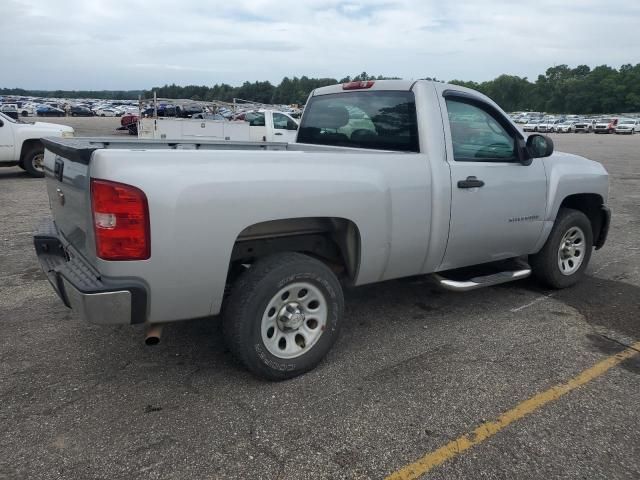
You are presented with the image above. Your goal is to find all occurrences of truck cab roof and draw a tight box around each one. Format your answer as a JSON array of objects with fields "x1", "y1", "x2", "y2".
[{"x1": 311, "y1": 79, "x2": 419, "y2": 96}]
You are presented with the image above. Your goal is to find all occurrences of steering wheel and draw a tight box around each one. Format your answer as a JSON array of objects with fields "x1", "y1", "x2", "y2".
[{"x1": 475, "y1": 142, "x2": 511, "y2": 158}]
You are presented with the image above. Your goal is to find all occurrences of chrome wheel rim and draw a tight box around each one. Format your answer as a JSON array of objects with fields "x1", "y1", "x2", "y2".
[
  {"x1": 557, "y1": 226, "x2": 585, "y2": 275},
  {"x1": 261, "y1": 281, "x2": 327, "y2": 359},
  {"x1": 32, "y1": 153, "x2": 45, "y2": 172}
]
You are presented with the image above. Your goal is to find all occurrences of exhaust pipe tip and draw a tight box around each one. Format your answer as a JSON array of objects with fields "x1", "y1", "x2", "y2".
[
  {"x1": 145, "y1": 336, "x2": 161, "y2": 346},
  {"x1": 144, "y1": 324, "x2": 163, "y2": 346}
]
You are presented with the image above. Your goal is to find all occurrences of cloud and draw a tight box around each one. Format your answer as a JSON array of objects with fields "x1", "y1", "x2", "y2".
[{"x1": 1, "y1": 0, "x2": 639, "y2": 89}]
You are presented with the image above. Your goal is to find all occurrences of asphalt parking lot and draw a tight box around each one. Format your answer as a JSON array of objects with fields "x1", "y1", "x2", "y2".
[{"x1": 1, "y1": 121, "x2": 639, "y2": 480}]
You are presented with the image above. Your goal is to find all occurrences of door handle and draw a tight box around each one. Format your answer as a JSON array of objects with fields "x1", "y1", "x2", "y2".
[
  {"x1": 457, "y1": 176, "x2": 485, "y2": 188},
  {"x1": 274, "y1": 132, "x2": 283, "y2": 136}
]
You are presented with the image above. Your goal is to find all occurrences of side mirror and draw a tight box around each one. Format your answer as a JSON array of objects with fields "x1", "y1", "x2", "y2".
[
  {"x1": 526, "y1": 134, "x2": 554, "y2": 159},
  {"x1": 0, "y1": 120, "x2": 3, "y2": 127}
]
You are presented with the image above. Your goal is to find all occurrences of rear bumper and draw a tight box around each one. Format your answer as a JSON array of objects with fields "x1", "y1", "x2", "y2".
[{"x1": 33, "y1": 220, "x2": 147, "y2": 324}]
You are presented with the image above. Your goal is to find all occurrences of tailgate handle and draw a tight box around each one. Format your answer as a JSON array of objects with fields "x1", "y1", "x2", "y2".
[{"x1": 54, "y1": 158, "x2": 64, "y2": 181}]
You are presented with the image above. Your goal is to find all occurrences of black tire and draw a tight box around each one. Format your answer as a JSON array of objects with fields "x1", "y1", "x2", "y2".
[
  {"x1": 222, "y1": 252, "x2": 344, "y2": 380},
  {"x1": 22, "y1": 145, "x2": 46, "y2": 178},
  {"x1": 530, "y1": 208, "x2": 593, "y2": 289}
]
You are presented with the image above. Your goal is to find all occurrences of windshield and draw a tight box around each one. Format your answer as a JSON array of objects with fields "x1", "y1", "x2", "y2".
[
  {"x1": 298, "y1": 90, "x2": 419, "y2": 152},
  {"x1": 620, "y1": 120, "x2": 635, "y2": 125},
  {"x1": 0, "y1": 111, "x2": 17, "y2": 123},
  {"x1": 598, "y1": 118, "x2": 612, "y2": 123}
]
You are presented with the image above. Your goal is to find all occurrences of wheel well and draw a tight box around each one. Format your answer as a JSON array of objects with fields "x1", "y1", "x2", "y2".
[
  {"x1": 228, "y1": 218, "x2": 361, "y2": 283},
  {"x1": 19, "y1": 139, "x2": 43, "y2": 164},
  {"x1": 558, "y1": 194, "x2": 605, "y2": 245}
]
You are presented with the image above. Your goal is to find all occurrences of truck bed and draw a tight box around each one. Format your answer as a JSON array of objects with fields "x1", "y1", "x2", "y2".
[{"x1": 41, "y1": 137, "x2": 381, "y2": 165}]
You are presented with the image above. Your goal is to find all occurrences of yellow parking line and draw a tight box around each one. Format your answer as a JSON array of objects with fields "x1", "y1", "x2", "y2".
[{"x1": 385, "y1": 341, "x2": 640, "y2": 480}]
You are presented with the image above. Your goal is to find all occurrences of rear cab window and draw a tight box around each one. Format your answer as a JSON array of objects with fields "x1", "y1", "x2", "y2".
[{"x1": 297, "y1": 90, "x2": 419, "y2": 152}]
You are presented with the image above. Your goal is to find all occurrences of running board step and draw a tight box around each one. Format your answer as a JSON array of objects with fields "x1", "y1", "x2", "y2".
[{"x1": 432, "y1": 267, "x2": 532, "y2": 292}]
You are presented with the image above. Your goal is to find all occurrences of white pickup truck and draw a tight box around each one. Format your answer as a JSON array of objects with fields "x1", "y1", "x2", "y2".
[
  {"x1": 34, "y1": 80, "x2": 610, "y2": 380},
  {"x1": 0, "y1": 112, "x2": 74, "y2": 177},
  {"x1": 137, "y1": 110, "x2": 299, "y2": 143}
]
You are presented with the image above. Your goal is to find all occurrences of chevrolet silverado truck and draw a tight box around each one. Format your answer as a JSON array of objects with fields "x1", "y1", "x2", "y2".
[
  {"x1": 0, "y1": 112, "x2": 74, "y2": 177},
  {"x1": 34, "y1": 80, "x2": 610, "y2": 380}
]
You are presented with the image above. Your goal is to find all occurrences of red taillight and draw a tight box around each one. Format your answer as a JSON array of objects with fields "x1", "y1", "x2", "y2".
[
  {"x1": 342, "y1": 80, "x2": 375, "y2": 90},
  {"x1": 91, "y1": 179, "x2": 150, "y2": 260}
]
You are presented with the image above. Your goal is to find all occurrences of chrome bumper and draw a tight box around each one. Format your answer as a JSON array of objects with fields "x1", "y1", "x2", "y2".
[
  {"x1": 61, "y1": 277, "x2": 132, "y2": 325},
  {"x1": 34, "y1": 220, "x2": 147, "y2": 325}
]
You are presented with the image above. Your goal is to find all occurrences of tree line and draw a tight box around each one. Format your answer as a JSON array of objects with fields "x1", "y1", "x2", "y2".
[
  {"x1": 143, "y1": 73, "x2": 399, "y2": 105},
  {"x1": 2, "y1": 64, "x2": 640, "y2": 113},
  {"x1": 449, "y1": 64, "x2": 640, "y2": 113}
]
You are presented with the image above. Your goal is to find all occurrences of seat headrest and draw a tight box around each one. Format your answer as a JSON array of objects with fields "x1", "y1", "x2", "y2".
[{"x1": 305, "y1": 105, "x2": 349, "y2": 129}]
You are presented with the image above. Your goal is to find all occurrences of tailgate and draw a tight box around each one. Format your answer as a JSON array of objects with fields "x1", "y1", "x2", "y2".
[{"x1": 42, "y1": 138, "x2": 98, "y2": 261}]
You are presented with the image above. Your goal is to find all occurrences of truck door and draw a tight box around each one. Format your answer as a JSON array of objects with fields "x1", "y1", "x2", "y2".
[
  {"x1": 271, "y1": 112, "x2": 298, "y2": 142},
  {"x1": 0, "y1": 114, "x2": 16, "y2": 161},
  {"x1": 438, "y1": 91, "x2": 547, "y2": 271}
]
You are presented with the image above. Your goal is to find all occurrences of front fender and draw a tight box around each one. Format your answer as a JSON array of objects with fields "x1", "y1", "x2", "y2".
[
  {"x1": 531, "y1": 152, "x2": 608, "y2": 253},
  {"x1": 543, "y1": 152, "x2": 608, "y2": 221}
]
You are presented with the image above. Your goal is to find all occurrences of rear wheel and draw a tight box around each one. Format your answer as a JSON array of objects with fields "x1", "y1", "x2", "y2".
[
  {"x1": 530, "y1": 208, "x2": 593, "y2": 289},
  {"x1": 222, "y1": 252, "x2": 344, "y2": 380}
]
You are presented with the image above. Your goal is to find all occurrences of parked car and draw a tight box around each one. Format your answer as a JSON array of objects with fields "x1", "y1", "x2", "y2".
[
  {"x1": 179, "y1": 104, "x2": 205, "y2": 118},
  {"x1": 70, "y1": 106, "x2": 94, "y2": 117},
  {"x1": 574, "y1": 119, "x2": 595, "y2": 133},
  {"x1": 94, "y1": 108, "x2": 118, "y2": 117},
  {"x1": 192, "y1": 113, "x2": 227, "y2": 121},
  {"x1": 555, "y1": 119, "x2": 579, "y2": 133},
  {"x1": 614, "y1": 118, "x2": 639, "y2": 134},
  {"x1": 137, "y1": 109, "x2": 299, "y2": 143},
  {"x1": 119, "y1": 113, "x2": 139, "y2": 135},
  {"x1": 19, "y1": 104, "x2": 37, "y2": 116},
  {"x1": 36, "y1": 105, "x2": 65, "y2": 117},
  {"x1": 538, "y1": 118, "x2": 563, "y2": 133},
  {"x1": 523, "y1": 119, "x2": 543, "y2": 132},
  {"x1": 0, "y1": 104, "x2": 19, "y2": 120},
  {"x1": 35, "y1": 80, "x2": 610, "y2": 380},
  {"x1": 594, "y1": 118, "x2": 618, "y2": 134},
  {"x1": 0, "y1": 111, "x2": 73, "y2": 177},
  {"x1": 140, "y1": 105, "x2": 180, "y2": 117}
]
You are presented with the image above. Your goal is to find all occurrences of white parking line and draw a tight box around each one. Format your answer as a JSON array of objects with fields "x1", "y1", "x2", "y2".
[{"x1": 510, "y1": 294, "x2": 554, "y2": 313}]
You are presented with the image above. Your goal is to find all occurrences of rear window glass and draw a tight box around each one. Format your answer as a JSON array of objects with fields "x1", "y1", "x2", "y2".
[{"x1": 297, "y1": 91, "x2": 419, "y2": 152}]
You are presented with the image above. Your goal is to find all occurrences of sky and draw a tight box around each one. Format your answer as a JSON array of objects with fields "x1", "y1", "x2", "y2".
[{"x1": 1, "y1": 0, "x2": 639, "y2": 90}]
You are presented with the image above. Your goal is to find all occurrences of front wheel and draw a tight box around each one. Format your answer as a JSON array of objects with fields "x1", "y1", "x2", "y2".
[
  {"x1": 222, "y1": 252, "x2": 344, "y2": 380},
  {"x1": 530, "y1": 208, "x2": 593, "y2": 289},
  {"x1": 22, "y1": 146, "x2": 45, "y2": 178}
]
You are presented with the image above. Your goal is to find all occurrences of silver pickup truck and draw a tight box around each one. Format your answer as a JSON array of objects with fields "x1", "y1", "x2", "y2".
[{"x1": 34, "y1": 80, "x2": 610, "y2": 380}]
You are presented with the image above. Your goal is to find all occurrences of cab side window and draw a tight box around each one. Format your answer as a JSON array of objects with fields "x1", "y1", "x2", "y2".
[
  {"x1": 247, "y1": 112, "x2": 266, "y2": 127},
  {"x1": 446, "y1": 98, "x2": 518, "y2": 162},
  {"x1": 273, "y1": 112, "x2": 297, "y2": 130}
]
